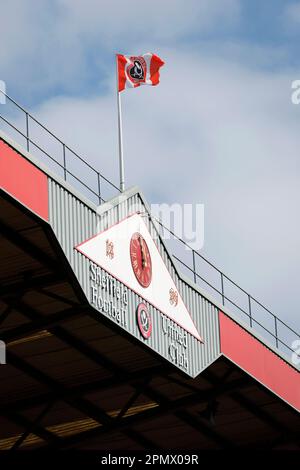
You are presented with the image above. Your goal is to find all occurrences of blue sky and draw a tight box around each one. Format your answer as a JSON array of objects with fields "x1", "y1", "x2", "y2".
[
  {"x1": 2, "y1": 0, "x2": 300, "y2": 105},
  {"x1": 1, "y1": 0, "x2": 300, "y2": 347}
]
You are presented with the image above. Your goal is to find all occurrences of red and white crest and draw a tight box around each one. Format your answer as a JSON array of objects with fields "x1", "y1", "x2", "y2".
[{"x1": 127, "y1": 56, "x2": 147, "y2": 85}]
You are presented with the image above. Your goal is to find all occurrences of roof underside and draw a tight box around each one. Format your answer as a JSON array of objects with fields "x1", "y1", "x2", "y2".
[{"x1": 0, "y1": 190, "x2": 300, "y2": 450}]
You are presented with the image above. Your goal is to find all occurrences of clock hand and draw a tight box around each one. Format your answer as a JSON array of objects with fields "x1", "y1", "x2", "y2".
[{"x1": 139, "y1": 236, "x2": 147, "y2": 268}]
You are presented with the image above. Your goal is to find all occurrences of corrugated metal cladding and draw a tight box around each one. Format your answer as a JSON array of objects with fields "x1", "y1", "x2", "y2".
[{"x1": 48, "y1": 179, "x2": 221, "y2": 378}]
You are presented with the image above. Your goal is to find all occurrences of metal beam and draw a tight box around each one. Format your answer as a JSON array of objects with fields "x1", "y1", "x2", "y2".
[
  {"x1": 0, "y1": 364, "x2": 171, "y2": 414},
  {"x1": 6, "y1": 295, "x2": 293, "y2": 450},
  {"x1": 3, "y1": 409, "x2": 59, "y2": 448},
  {"x1": 50, "y1": 325, "x2": 123, "y2": 377},
  {"x1": 230, "y1": 392, "x2": 298, "y2": 442},
  {"x1": 5, "y1": 351, "x2": 161, "y2": 450},
  {"x1": 166, "y1": 365, "x2": 235, "y2": 396},
  {"x1": 175, "y1": 409, "x2": 234, "y2": 449},
  {"x1": 0, "y1": 272, "x2": 64, "y2": 298},
  {"x1": 66, "y1": 394, "x2": 155, "y2": 450},
  {"x1": 0, "y1": 219, "x2": 58, "y2": 272},
  {"x1": 142, "y1": 370, "x2": 236, "y2": 449},
  {"x1": 2, "y1": 290, "x2": 134, "y2": 384},
  {"x1": 42, "y1": 376, "x2": 251, "y2": 449},
  {"x1": 3, "y1": 297, "x2": 126, "y2": 379},
  {"x1": 10, "y1": 401, "x2": 56, "y2": 450},
  {"x1": 4, "y1": 349, "x2": 248, "y2": 451},
  {"x1": 116, "y1": 383, "x2": 149, "y2": 421},
  {"x1": 1, "y1": 304, "x2": 88, "y2": 343},
  {"x1": 197, "y1": 364, "x2": 300, "y2": 443},
  {"x1": 35, "y1": 288, "x2": 77, "y2": 307}
]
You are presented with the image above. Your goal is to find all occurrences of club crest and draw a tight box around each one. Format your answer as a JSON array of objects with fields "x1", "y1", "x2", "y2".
[
  {"x1": 128, "y1": 57, "x2": 146, "y2": 84},
  {"x1": 136, "y1": 302, "x2": 152, "y2": 339}
]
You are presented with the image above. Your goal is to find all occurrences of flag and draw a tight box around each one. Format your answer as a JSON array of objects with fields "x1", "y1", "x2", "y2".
[{"x1": 117, "y1": 53, "x2": 164, "y2": 92}]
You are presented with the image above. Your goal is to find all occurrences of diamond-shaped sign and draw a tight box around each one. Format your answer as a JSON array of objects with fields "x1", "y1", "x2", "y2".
[{"x1": 75, "y1": 212, "x2": 202, "y2": 342}]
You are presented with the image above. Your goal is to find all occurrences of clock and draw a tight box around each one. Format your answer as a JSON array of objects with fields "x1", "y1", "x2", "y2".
[{"x1": 130, "y1": 232, "x2": 152, "y2": 288}]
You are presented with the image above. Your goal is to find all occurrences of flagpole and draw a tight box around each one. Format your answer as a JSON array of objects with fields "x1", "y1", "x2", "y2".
[{"x1": 116, "y1": 57, "x2": 125, "y2": 192}]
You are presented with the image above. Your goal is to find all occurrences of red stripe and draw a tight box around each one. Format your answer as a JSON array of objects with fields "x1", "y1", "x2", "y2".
[
  {"x1": 117, "y1": 54, "x2": 127, "y2": 92},
  {"x1": 219, "y1": 311, "x2": 300, "y2": 411},
  {"x1": 150, "y1": 54, "x2": 165, "y2": 85},
  {"x1": 0, "y1": 139, "x2": 48, "y2": 220}
]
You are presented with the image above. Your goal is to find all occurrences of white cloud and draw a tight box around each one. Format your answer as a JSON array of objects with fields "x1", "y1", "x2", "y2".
[
  {"x1": 0, "y1": 0, "x2": 240, "y2": 97},
  {"x1": 58, "y1": 0, "x2": 240, "y2": 40},
  {"x1": 8, "y1": 46, "x2": 298, "y2": 335}
]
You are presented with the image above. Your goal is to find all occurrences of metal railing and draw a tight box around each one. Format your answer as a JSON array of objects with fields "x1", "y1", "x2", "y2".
[
  {"x1": 0, "y1": 89, "x2": 299, "y2": 362},
  {"x1": 154, "y1": 219, "x2": 300, "y2": 358},
  {"x1": 0, "y1": 90, "x2": 120, "y2": 205}
]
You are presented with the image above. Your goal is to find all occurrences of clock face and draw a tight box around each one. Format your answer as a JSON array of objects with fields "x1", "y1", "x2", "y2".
[{"x1": 130, "y1": 232, "x2": 152, "y2": 288}]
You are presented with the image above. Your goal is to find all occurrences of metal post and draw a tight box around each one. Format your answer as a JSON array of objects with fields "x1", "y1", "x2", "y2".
[
  {"x1": 116, "y1": 56, "x2": 125, "y2": 192},
  {"x1": 25, "y1": 113, "x2": 29, "y2": 152},
  {"x1": 248, "y1": 295, "x2": 252, "y2": 328},
  {"x1": 221, "y1": 273, "x2": 225, "y2": 306},
  {"x1": 274, "y1": 316, "x2": 278, "y2": 348},
  {"x1": 192, "y1": 250, "x2": 197, "y2": 284},
  {"x1": 62, "y1": 144, "x2": 67, "y2": 181},
  {"x1": 97, "y1": 172, "x2": 101, "y2": 205}
]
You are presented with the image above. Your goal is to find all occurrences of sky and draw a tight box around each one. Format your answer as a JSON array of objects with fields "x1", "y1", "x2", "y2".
[{"x1": 0, "y1": 0, "x2": 300, "y2": 348}]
